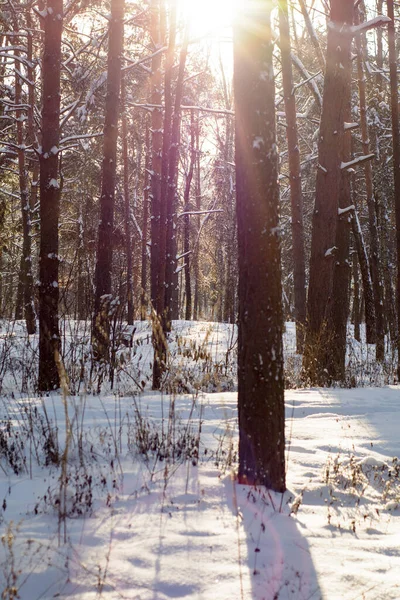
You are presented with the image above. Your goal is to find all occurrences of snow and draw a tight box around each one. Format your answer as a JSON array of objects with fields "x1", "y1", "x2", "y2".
[{"x1": 0, "y1": 320, "x2": 400, "y2": 599}]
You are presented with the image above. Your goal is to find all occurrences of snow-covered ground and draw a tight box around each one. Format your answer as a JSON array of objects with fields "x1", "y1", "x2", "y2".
[{"x1": 0, "y1": 320, "x2": 399, "y2": 599}]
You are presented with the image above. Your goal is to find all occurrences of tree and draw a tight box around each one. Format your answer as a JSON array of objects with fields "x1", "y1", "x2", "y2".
[
  {"x1": 278, "y1": 0, "x2": 306, "y2": 353},
  {"x1": 303, "y1": 0, "x2": 354, "y2": 384},
  {"x1": 92, "y1": 0, "x2": 124, "y2": 363},
  {"x1": 38, "y1": 0, "x2": 63, "y2": 391},
  {"x1": 233, "y1": 0, "x2": 285, "y2": 492},
  {"x1": 387, "y1": 0, "x2": 400, "y2": 379}
]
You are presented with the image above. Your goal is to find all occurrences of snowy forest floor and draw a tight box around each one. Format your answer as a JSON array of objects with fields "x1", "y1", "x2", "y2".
[{"x1": 0, "y1": 320, "x2": 399, "y2": 600}]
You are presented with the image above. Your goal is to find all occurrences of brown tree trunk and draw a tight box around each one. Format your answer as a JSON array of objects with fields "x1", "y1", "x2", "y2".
[
  {"x1": 183, "y1": 113, "x2": 195, "y2": 321},
  {"x1": 234, "y1": 1, "x2": 285, "y2": 492},
  {"x1": 121, "y1": 73, "x2": 134, "y2": 325},
  {"x1": 152, "y1": 0, "x2": 175, "y2": 390},
  {"x1": 164, "y1": 18, "x2": 190, "y2": 327},
  {"x1": 193, "y1": 118, "x2": 201, "y2": 321},
  {"x1": 141, "y1": 124, "x2": 150, "y2": 320},
  {"x1": 352, "y1": 252, "x2": 361, "y2": 342},
  {"x1": 355, "y1": 8, "x2": 385, "y2": 361},
  {"x1": 303, "y1": 0, "x2": 354, "y2": 384},
  {"x1": 38, "y1": 0, "x2": 63, "y2": 391},
  {"x1": 387, "y1": 0, "x2": 400, "y2": 378},
  {"x1": 150, "y1": 0, "x2": 164, "y2": 308},
  {"x1": 351, "y1": 211, "x2": 376, "y2": 343},
  {"x1": 279, "y1": 0, "x2": 306, "y2": 353},
  {"x1": 92, "y1": 0, "x2": 124, "y2": 362}
]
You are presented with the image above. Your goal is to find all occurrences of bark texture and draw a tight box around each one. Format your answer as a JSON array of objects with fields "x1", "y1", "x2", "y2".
[
  {"x1": 234, "y1": 1, "x2": 285, "y2": 492},
  {"x1": 38, "y1": 0, "x2": 63, "y2": 391}
]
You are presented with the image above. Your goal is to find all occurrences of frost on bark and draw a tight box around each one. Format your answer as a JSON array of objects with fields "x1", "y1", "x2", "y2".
[
  {"x1": 234, "y1": 1, "x2": 285, "y2": 492},
  {"x1": 38, "y1": 0, "x2": 63, "y2": 391},
  {"x1": 92, "y1": 0, "x2": 124, "y2": 363}
]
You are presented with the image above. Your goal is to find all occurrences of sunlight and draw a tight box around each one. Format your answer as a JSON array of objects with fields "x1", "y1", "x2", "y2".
[{"x1": 180, "y1": 0, "x2": 239, "y2": 38}]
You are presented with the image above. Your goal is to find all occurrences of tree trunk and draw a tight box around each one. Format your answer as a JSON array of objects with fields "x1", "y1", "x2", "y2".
[
  {"x1": 92, "y1": 0, "x2": 124, "y2": 362},
  {"x1": 164, "y1": 18, "x2": 190, "y2": 328},
  {"x1": 303, "y1": 0, "x2": 354, "y2": 384},
  {"x1": 351, "y1": 211, "x2": 376, "y2": 343},
  {"x1": 193, "y1": 118, "x2": 201, "y2": 321},
  {"x1": 141, "y1": 124, "x2": 150, "y2": 320},
  {"x1": 279, "y1": 0, "x2": 306, "y2": 353},
  {"x1": 387, "y1": 0, "x2": 400, "y2": 378},
  {"x1": 234, "y1": 1, "x2": 285, "y2": 492},
  {"x1": 352, "y1": 252, "x2": 361, "y2": 342},
  {"x1": 150, "y1": 0, "x2": 163, "y2": 308},
  {"x1": 152, "y1": 0, "x2": 175, "y2": 390},
  {"x1": 121, "y1": 73, "x2": 134, "y2": 325},
  {"x1": 183, "y1": 113, "x2": 195, "y2": 321},
  {"x1": 38, "y1": 0, "x2": 63, "y2": 391},
  {"x1": 355, "y1": 8, "x2": 385, "y2": 361}
]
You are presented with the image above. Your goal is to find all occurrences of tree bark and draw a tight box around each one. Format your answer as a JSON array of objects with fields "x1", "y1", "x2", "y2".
[
  {"x1": 38, "y1": 0, "x2": 63, "y2": 391},
  {"x1": 121, "y1": 73, "x2": 134, "y2": 325},
  {"x1": 351, "y1": 211, "x2": 376, "y2": 343},
  {"x1": 355, "y1": 8, "x2": 385, "y2": 361},
  {"x1": 303, "y1": 0, "x2": 354, "y2": 384},
  {"x1": 278, "y1": 0, "x2": 306, "y2": 353},
  {"x1": 92, "y1": 0, "x2": 124, "y2": 362},
  {"x1": 387, "y1": 0, "x2": 400, "y2": 379},
  {"x1": 234, "y1": 1, "x2": 285, "y2": 492}
]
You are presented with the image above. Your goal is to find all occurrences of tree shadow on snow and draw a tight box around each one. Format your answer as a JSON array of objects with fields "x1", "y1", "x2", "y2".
[{"x1": 223, "y1": 476, "x2": 323, "y2": 600}]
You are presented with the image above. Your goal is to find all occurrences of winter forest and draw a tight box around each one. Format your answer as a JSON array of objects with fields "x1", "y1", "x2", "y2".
[{"x1": 1, "y1": 0, "x2": 400, "y2": 598}]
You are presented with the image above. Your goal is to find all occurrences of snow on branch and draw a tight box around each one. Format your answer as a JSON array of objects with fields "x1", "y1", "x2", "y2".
[
  {"x1": 350, "y1": 16, "x2": 392, "y2": 36},
  {"x1": 341, "y1": 154, "x2": 375, "y2": 170},
  {"x1": 328, "y1": 16, "x2": 391, "y2": 37},
  {"x1": 338, "y1": 205, "x2": 355, "y2": 216}
]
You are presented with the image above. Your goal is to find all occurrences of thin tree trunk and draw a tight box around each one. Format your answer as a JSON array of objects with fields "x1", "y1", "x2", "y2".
[
  {"x1": 141, "y1": 124, "x2": 150, "y2": 320},
  {"x1": 92, "y1": 0, "x2": 124, "y2": 362},
  {"x1": 38, "y1": 0, "x2": 63, "y2": 391},
  {"x1": 234, "y1": 1, "x2": 285, "y2": 492},
  {"x1": 355, "y1": 8, "x2": 385, "y2": 361},
  {"x1": 352, "y1": 252, "x2": 361, "y2": 342},
  {"x1": 351, "y1": 211, "x2": 376, "y2": 343},
  {"x1": 121, "y1": 73, "x2": 134, "y2": 325},
  {"x1": 279, "y1": 0, "x2": 306, "y2": 353},
  {"x1": 183, "y1": 113, "x2": 195, "y2": 321},
  {"x1": 150, "y1": 0, "x2": 163, "y2": 308},
  {"x1": 387, "y1": 0, "x2": 400, "y2": 378},
  {"x1": 164, "y1": 18, "x2": 190, "y2": 327},
  {"x1": 193, "y1": 118, "x2": 201, "y2": 321}
]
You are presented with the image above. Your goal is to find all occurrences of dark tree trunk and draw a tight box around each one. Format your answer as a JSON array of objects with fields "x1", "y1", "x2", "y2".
[
  {"x1": 355, "y1": 9, "x2": 385, "y2": 361},
  {"x1": 152, "y1": 0, "x2": 175, "y2": 390},
  {"x1": 387, "y1": 0, "x2": 400, "y2": 379},
  {"x1": 352, "y1": 252, "x2": 361, "y2": 342},
  {"x1": 121, "y1": 73, "x2": 134, "y2": 325},
  {"x1": 351, "y1": 211, "x2": 376, "y2": 343},
  {"x1": 164, "y1": 19, "x2": 190, "y2": 328},
  {"x1": 92, "y1": 0, "x2": 124, "y2": 362},
  {"x1": 193, "y1": 119, "x2": 201, "y2": 321},
  {"x1": 234, "y1": 2, "x2": 285, "y2": 492},
  {"x1": 303, "y1": 0, "x2": 354, "y2": 384},
  {"x1": 141, "y1": 124, "x2": 150, "y2": 320},
  {"x1": 150, "y1": 0, "x2": 163, "y2": 308},
  {"x1": 183, "y1": 113, "x2": 195, "y2": 321},
  {"x1": 279, "y1": 0, "x2": 306, "y2": 353},
  {"x1": 38, "y1": 0, "x2": 63, "y2": 391}
]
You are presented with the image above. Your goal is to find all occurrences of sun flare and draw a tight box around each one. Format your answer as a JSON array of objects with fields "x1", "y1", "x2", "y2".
[{"x1": 181, "y1": 0, "x2": 239, "y2": 37}]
